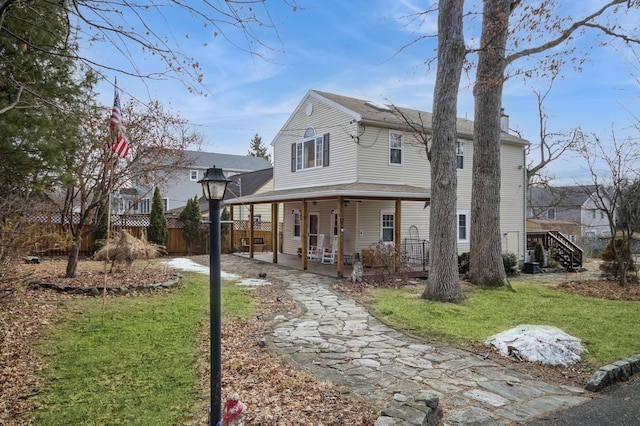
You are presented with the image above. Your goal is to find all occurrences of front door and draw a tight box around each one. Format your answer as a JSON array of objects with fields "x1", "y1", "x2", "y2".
[{"x1": 308, "y1": 213, "x2": 319, "y2": 248}]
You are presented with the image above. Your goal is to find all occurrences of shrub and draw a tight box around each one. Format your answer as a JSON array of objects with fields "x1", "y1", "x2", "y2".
[
  {"x1": 599, "y1": 238, "x2": 634, "y2": 279},
  {"x1": 366, "y1": 241, "x2": 410, "y2": 282},
  {"x1": 534, "y1": 243, "x2": 545, "y2": 267},
  {"x1": 148, "y1": 187, "x2": 168, "y2": 247},
  {"x1": 502, "y1": 252, "x2": 519, "y2": 276},
  {"x1": 458, "y1": 252, "x2": 470, "y2": 274}
]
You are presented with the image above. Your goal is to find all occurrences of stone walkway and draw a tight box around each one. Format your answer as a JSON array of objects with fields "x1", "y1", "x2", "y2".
[{"x1": 223, "y1": 255, "x2": 591, "y2": 425}]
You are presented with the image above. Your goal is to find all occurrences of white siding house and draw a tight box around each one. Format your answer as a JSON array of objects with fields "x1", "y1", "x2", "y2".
[{"x1": 225, "y1": 90, "x2": 528, "y2": 277}]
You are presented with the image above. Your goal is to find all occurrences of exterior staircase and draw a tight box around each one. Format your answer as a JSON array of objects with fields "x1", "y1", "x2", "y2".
[{"x1": 526, "y1": 230, "x2": 583, "y2": 271}]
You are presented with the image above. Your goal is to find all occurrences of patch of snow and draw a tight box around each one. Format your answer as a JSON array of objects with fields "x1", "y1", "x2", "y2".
[
  {"x1": 485, "y1": 324, "x2": 585, "y2": 366},
  {"x1": 237, "y1": 278, "x2": 272, "y2": 287},
  {"x1": 163, "y1": 258, "x2": 240, "y2": 280},
  {"x1": 163, "y1": 258, "x2": 271, "y2": 287}
]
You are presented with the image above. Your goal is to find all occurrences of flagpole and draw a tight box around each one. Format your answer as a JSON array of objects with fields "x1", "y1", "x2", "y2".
[
  {"x1": 102, "y1": 78, "x2": 119, "y2": 325},
  {"x1": 101, "y1": 155, "x2": 115, "y2": 325}
]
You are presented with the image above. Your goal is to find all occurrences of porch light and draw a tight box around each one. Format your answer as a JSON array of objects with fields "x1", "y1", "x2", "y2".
[{"x1": 198, "y1": 165, "x2": 231, "y2": 201}]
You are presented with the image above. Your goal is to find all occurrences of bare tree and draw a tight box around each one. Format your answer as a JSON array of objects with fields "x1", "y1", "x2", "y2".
[
  {"x1": 579, "y1": 132, "x2": 640, "y2": 286},
  {"x1": 469, "y1": 0, "x2": 640, "y2": 287},
  {"x1": 52, "y1": 98, "x2": 199, "y2": 278},
  {"x1": 422, "y1": 0, "x2": 465, "y2": 303},
  {"x1": 0, "y1": 0, "x2": 300, "y2": 98},
  {"x1": 522, "y1": 79, "x2": 585, "y2": 186}
]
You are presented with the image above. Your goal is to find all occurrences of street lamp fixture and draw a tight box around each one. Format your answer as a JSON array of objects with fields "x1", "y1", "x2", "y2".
[{"x1": 198, "y1": 165, "x2": 230, "y2": 426}]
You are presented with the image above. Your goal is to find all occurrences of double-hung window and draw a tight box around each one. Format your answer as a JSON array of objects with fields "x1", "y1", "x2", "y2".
[
  {"x1": 381, "y1": 211, "x2": 395, "y2": 243},
  {"x1": 141, "y1": 198, "x2": 151, "y2": 214},
  {"x1": 190, "y1": 170, "x2": 198, "y2": 181},
  {"x1": 293, "y1": 211, "x2": 301, "y2": 239},
  {"x1": 389, "y1": 131, "x2": 403, "y2": 165},
  {"x1": 456, "y1": 141, "x2": 465, "y2": 169},
  {"x1": 457, "y1": 212, "x2": 468, "y2": 242}
]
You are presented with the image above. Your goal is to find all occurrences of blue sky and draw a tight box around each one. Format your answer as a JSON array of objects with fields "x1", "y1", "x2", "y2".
[{"x1": 90, "y1": 1, "x2": 639, "y2": 184}]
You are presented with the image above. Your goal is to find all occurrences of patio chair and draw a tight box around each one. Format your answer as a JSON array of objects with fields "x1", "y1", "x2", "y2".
[
  {"x1": 321, "y1": 235, "x2": 337, "y2": 264},
  {"x1": 307, "y1": 234, "x2": 324, "y2": 261}
]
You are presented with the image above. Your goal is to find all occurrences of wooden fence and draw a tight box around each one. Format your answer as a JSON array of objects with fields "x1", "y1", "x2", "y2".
[{"x1": 12, "y1": 212, "x2": 281, "y2": 257}]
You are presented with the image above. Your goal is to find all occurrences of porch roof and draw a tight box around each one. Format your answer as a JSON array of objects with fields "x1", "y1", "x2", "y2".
[{"x1": 223, "y1": 182, "x2": 430, "y2": 205}]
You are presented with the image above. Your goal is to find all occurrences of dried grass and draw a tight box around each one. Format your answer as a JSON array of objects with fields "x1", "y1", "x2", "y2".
[{"x1": 93, "y1": 230, "x2": 164, "y2": 270}]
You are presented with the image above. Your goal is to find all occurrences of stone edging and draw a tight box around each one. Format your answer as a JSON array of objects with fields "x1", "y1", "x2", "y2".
[
  {"x1": 586, "y1": 354, "x2": 640, "y2": 391},
  {"x1": 25, "y1": 274, "x2": 182, "y2": 296}
]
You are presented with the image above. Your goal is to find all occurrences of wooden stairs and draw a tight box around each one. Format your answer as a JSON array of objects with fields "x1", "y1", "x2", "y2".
[{"x1": 526, "y1": 231, "x2": 583, "y2": 271}]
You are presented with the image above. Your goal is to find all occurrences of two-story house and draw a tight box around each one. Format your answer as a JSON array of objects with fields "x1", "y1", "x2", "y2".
[
  {"x1": 224, "y1": 90, "x2": 528, "y2": 277},
  {"x1": 527, "y1": 185, "x2": 613, "y2": 240},
  {"x1": 113, "y1": 151, "x2": 271, "y2": 214}
]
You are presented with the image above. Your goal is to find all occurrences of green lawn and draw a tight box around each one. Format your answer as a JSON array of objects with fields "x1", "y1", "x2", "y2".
[
  {"x1": 31, "y1": 272, "x2": 253, "y2": 426},
  {"x1": 372, "y1": 278, "x2": 639, "y2": 365}
]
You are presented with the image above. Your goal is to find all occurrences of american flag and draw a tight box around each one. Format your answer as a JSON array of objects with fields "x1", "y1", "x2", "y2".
[{"x1": 109, "y1": 87, "x2": 130, "y2": 158}]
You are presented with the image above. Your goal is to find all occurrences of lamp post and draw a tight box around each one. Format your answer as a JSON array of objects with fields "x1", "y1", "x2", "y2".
[{"x1": 198, "y1": 165, "x2": 230, "y2": 426}]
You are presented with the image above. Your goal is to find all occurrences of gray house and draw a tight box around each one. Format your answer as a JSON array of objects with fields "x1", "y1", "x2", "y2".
[
  {"x1": 527, "y1": 185, "x2": 613, "y2": 238},
  {"x1": 113, "y1": 151, "x2": 271, "y2": 214}
]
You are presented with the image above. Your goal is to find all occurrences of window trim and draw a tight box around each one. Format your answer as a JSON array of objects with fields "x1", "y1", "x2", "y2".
[
  {"x1": 456, "y1": 141, "x2": 465, "y2": 170},
  {"x1": 295, "y1": 136, "x2": 323, "y2": 170},
  {"x1": 380, "y1": 210, "x2": 395, "y2": 244},
  {"x1": 141, "y1": 198, "x2": 151, "y2": 214},
  {"x1": 457, "y1": 212, "x2": 468, "y2": 242},
  {"x1": 189, "y1": 170, "x2": 198, "y2": 181},
  {"x1": 292, "y1": 211, "x2": 301, "y2": 240},
  {"x1": 389, "y1": 130, "x2": 403, "y2": 165},
  {"x1": 547, "y1": 207, "x2": 556, "y2": 220}
]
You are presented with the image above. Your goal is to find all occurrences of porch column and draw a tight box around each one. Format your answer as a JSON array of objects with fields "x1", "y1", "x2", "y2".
[
  {"x1": 248, "y1": 204, "x2": 255, "y2": 258},
  {"x1": 229, "y1": 205, "x2": 235, "y2": 252},
  {"x1": 337, "y1": 197, "x2": 344, "y2": 278},
  {"x1": 271, "y1": 201, "x2": 278, "y2": 263},
  {"x1": 302, "y1": 200, "x2": 308, "y2": 270},
  {"x1": 395, "y1": 199, "x2": 401, "y2": 272}
]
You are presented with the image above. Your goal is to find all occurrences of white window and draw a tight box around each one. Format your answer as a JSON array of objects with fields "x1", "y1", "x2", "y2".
[
  {"x1": 457, "y1": 212, "x2": 468, "y2": 242},
  {"x1": 456, "y1": 141, "x2": 465, "y2": 169},
  {"x1": 389, "y1": 131, "x2": 403, "y2": 165},
  {"x1": 141, "y1": 198, "x2": 151, "y2": 214},
  {"x1": 547, "y1": 207, "x2": 556, "y2": 220},
  {"x1": 293, "y1": 211, "x2": 301, "y2": 239},
  {"x1": 381, "y1": 211, "x2": 395, "y2": 243},
  {"x1": 190, "y1": 170, "x2": 198, "y2": 181},
  {"x1": 592, "y1": 210, "x2": 597, "y2": 219},
  {"x1": 162, "y1": 198, "x2": 168, "y2": 212},
  {"x1": 254, "y1": 214, "x2": 262, "y2": 229},
  {"x1": 330, "y1": 210, "x2": 338, "y2": 238},
  {"x1": 295, "y1": 136, "x2": 324, "y2": 170},
  {"x1": 600, "y1": 211, "x2": 605, "y2": 219}
]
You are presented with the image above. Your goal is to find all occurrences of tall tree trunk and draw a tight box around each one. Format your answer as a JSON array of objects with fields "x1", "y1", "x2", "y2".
[
  {"x1": 469, "y1": 0, "x2": 512, "y2": 288},
  {"x1": 422, "y1": 0, "x2": 465, "y2": 303},
  {"x1": 66, "y1": 240, "x2": 81, "y2": 278}
]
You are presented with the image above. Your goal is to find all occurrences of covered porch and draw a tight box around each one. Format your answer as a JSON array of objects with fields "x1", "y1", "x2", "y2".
[{"x1": 224, "y1": 182, "x2": 431, "y2": 278}]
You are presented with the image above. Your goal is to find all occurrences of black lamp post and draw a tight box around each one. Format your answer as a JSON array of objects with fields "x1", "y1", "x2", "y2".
[{"x1": 198, "y1": 165, "x2": 230, "y2": 426}]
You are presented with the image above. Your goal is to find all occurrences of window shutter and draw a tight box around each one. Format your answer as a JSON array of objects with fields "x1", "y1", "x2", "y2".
[
  {"x1": 291, "y1": 143, "x2": 296, "y2": 172},
  {"x1": 323, "y1": 133, "x2": 330, "y2": 167}
]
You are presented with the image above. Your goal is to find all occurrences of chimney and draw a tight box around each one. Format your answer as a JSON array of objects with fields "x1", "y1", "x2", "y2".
[{"x1": 500, "y1": 108, "x2": 509, "y2": 133}]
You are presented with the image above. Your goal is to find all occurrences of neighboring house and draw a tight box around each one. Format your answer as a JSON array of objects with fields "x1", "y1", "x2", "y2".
[
  {"x1": 194, "y1": 167, "x2": 278, "y2": 223},
  {"x1": 527, "y1": 186, "x2": 613, "y2": 238},
  {"x1": 224, "y1": 90, "x2": 528, "y2": 276},
  {"x1": 114, "y1": 151, "x2": 271, "y2": 214}
]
